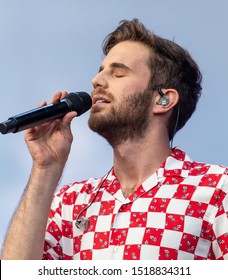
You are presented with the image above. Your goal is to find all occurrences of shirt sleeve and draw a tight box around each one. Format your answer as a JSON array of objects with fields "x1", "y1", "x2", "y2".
[
  {"x1": 212, "y1": 188, "x2": 228, "y2": 259},
  {"x1": 42, "y1": 187, "x2": 66, "y2": 260}
]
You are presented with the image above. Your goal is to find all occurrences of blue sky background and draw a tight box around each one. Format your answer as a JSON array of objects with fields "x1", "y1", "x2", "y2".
[{"x1": 0, "y1": 0, "x2": 227, "y2": 248}]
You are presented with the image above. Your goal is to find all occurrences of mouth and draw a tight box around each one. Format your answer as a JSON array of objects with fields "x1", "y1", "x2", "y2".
[{"x1": 92, "y1": 95, "x2": 111, "y2": 107}]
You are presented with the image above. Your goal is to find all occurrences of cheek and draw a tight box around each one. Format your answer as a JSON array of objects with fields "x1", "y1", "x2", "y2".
[
  {"x1": 110, "y1": 75, "x2": 150, "y2": 99},
  {"x1": 127, "y1": 76, "x2": 150, "y2": 92},
  {"x1": 116, "y1": 82, "x2": 138, "y2": 96}
]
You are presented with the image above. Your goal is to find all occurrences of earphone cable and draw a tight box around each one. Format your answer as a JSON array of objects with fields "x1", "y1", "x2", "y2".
[{"x1": 75, "y1": 166, "x2": 113, "y2": 229}]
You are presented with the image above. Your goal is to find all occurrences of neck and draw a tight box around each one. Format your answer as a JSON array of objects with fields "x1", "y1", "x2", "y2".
[{"x1": 113, "y1": 132, "x2": 171, "y2": 197}]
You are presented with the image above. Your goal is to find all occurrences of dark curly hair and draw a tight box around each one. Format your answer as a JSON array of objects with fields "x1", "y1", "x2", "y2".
[{"x1": 102, "y1": 19, "x2": 202, "y2": 140}]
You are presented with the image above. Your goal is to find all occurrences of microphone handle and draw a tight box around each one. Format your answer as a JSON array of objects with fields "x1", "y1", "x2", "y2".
[{"x1": 0, "y1": 101, "x2": 71, "y2": 134}]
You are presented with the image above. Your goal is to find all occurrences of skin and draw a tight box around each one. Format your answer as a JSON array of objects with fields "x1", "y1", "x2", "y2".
[
  {"x1": 90, "y1": 41, "x2": 178, "y2": 197},
  {"x1": 1, "y1": 41, "x2": 178, "y2": 259}
]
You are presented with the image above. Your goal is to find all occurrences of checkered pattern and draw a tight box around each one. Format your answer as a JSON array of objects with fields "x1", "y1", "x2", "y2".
[{"x1": 43, "y1": 148, "x2": 228, "y2": 260}]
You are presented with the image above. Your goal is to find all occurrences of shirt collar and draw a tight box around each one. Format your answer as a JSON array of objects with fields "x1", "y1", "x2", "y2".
[
  {"x1": 157, "y1": 147, "x2": 192, "y2": 180},
  {"x1": 98, "y1": 147, "x2": 192, "y2": 193}
]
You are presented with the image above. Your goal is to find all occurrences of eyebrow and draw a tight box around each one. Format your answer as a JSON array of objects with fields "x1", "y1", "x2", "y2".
[{"x1": 98, "y1": 62, "x2": 131, "y2": 73}]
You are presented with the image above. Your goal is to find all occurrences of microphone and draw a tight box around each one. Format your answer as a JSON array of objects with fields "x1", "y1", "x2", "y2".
[{"x1": 0, "y1": 91, "x2": 92, "y2": 134}]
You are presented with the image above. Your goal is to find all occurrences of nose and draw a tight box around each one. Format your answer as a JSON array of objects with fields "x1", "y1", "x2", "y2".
[{"x1": 92, "y1": 71, "x2": 108, "y2": 89}]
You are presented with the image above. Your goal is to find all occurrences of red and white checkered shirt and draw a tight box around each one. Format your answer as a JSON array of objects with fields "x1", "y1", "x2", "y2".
[{"x1": 43, "y1": 148, "x2": 228, "y2": 260}]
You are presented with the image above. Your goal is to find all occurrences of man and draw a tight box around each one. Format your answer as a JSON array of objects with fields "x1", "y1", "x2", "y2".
[{"x1": 1, "y1": 19, "x2": 228, "y2": 260}]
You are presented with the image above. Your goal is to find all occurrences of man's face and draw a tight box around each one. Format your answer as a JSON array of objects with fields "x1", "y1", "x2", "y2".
[{"x1": 88, "y1": 41, "x2": 153, "y2": 146}]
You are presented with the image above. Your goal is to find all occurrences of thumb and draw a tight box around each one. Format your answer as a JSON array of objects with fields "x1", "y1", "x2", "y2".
[
  {"x1": 62, "y1": 111, "x2": 77, "y2": 125},
  {"x1": 60, "y1": 111, "x2": 77, "y2": 137}
]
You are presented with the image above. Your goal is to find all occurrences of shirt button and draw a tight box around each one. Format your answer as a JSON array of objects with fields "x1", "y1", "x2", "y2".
[{"x1": 114, "y1": 246, "x2": 120, "y2": 252}]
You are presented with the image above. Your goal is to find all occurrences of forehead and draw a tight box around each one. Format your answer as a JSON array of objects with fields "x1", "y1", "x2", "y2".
[{"x1": 102, "y1": 41, "x2": 151, "y2": 71}]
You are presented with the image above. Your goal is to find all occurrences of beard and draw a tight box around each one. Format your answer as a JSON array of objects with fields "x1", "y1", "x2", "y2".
[{"x1": 88, "y1": 88, "x2": 153, "y2": 147}]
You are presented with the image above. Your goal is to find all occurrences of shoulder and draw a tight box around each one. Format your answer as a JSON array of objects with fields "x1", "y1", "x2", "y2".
[
  {"x1": 173, "y1": 147, "x2": 228, "y2": 192},
  {"x1": 190, "y1": 161, "x2": 228, "y2": 175},
  {"x1": 55, "y1": 177, "x2": 101, "y2": 197},
  {"x1": 188, "y1": 160, "x2": 228, "y2": 193}
]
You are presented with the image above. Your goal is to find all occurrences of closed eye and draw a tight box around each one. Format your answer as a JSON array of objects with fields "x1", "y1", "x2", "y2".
[
  {"x1": 113, "y1": 73, "x2": 125, "y2": 78},
  {"x1": 111, "y1": 63, "x2": 130, "y2": 78},
  {"x1": 97, "y1": 62, "x2": 131, "y2": 78}
]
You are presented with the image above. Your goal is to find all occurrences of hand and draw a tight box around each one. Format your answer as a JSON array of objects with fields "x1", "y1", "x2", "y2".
[{"x1": 24, "y1": 91, "x2": 77, "y2": 169}]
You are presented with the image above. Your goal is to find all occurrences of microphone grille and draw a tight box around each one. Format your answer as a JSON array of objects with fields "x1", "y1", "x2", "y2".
[{"x1": 67, "y1": 92, "x2": 92, "y2": 116}]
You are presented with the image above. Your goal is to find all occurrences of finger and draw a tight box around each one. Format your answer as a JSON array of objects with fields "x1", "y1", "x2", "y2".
[
  {"x1": 38, "y1": 101, "x2": 47, "y2": 108},
  {"x1": 62, "y1": 111, "x2": 77, "y2": 125},
  {"x1": 60, "y1": 91, "x2": 68, "y2": 100},
  {"x1": 59, "y1": 112, "x2": 77, "y2": 139},
  {"x1": 24, "y1": 101, "x2": 47, "y2": 136},
  {"x1": 50, "y1": 91, "x2": 68, "y2": 104}
]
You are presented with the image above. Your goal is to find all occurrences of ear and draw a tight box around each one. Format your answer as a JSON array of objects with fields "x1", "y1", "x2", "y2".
[{"x1": 153, "y1": 88, "x2": 179, "y2": 114}]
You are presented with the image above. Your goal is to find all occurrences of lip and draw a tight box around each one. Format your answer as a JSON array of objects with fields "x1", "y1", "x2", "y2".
[{"x1": 92, "y1": 95, "x2": 111, "y2": 107}]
